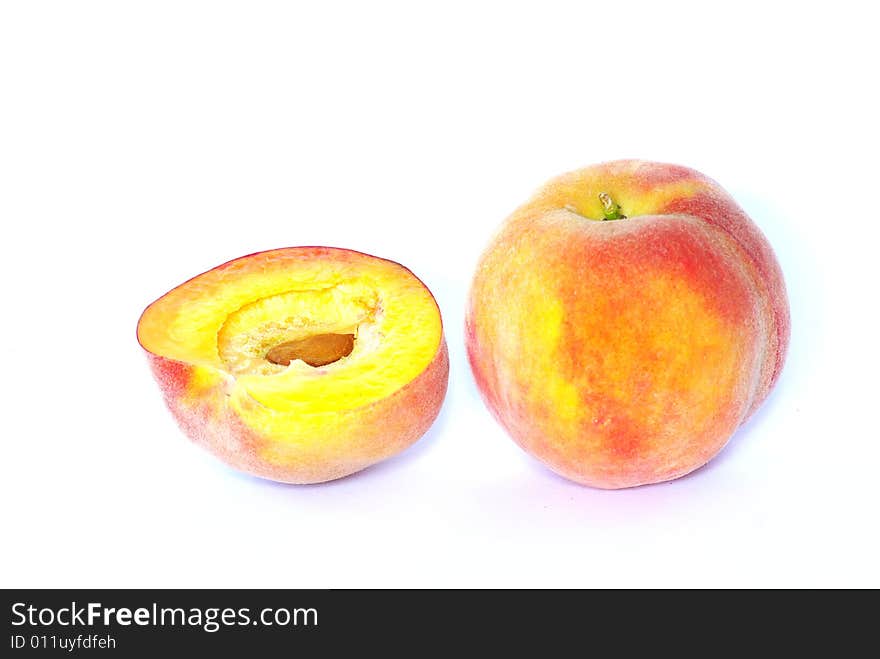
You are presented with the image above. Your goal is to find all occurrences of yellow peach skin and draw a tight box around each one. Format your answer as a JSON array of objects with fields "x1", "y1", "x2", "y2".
[
  {"x1": 466, "y1": 160, "x2": 789, "y2": 488},
  {"x1": 138, "y1": 247, "x2": 448, "y2": 484}
]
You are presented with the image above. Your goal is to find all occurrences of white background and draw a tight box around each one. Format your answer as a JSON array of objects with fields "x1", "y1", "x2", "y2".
[{"x1": 1, "y1": 1, "x2": 878, "y2": 588}]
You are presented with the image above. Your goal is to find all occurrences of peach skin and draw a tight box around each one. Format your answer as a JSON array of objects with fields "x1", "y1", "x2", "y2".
[
  {"x1": 466, "y1": 160, "x2": 789, "y2": 488},
  {"x1": 138, "y1": 247, "x2": 449, "y2": 484}
]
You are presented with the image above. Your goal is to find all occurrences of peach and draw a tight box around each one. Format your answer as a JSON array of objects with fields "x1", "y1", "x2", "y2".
[
  {"x1": 138, "y1": 247, "x2": 448, "y2": 484},
  {"x1": 466, "y1": 160, "x2": 789, "y2": 488}
]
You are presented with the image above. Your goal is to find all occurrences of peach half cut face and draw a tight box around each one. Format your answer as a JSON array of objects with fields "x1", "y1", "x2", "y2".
[{"x1": 137, "y1": 247, "x2": 449, "y2": 484}]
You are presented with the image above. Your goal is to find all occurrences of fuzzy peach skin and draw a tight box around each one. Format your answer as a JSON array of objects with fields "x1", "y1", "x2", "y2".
[
  {"x1": 466, "y1": 160, "x2": 789, "y2": 489},
  {"x1": 138, "y1": 247, "x2": 448, "y2": 484}
]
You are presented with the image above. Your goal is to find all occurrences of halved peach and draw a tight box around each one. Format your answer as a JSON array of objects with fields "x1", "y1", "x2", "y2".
[{"x1": 137, "y1": 247, "x2": 448, "y2": 484}]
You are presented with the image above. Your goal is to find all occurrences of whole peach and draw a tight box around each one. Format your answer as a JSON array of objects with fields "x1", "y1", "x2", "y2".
[{"x1": 466, "y1": 160, "x2": 789, "y2": 488}]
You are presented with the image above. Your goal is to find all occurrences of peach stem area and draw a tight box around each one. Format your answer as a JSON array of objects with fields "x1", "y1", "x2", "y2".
[
  {"x1": 265, "y1": 333, "x2": 355, "y2": 367},
  {"x1": 598, "y1": 192, "x2": 626, "y2": 220}
]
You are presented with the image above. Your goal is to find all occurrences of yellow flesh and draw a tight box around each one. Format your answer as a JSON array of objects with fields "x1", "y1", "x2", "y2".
[{"x1": 138, "y1": 250, "x2": 442, "y2": 414}]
